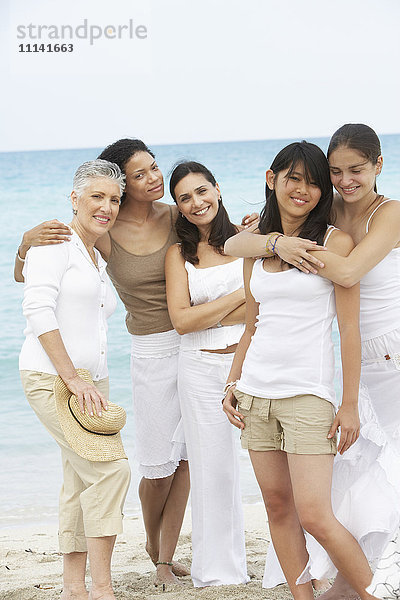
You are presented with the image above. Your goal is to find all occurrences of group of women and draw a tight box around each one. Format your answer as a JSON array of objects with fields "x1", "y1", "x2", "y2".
[{"x1": 15, "y1": 123, "x2": 400, "y2": 600}]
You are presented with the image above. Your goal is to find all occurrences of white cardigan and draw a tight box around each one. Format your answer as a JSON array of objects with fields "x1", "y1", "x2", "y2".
[{"x1": 19, "y1": 232, "x2": 117, "y2": 381}]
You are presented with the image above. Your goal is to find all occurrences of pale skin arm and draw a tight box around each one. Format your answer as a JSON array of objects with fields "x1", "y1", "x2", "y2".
[
  {"x1": 38, "y1": 329, "x2": 108, "y2": 416},
  {"x1": 14, "y1": 220, "x2": 72, "y2": 282},
  {"x1": 223, "y1": 258, "x2": 259, "y2": 429},
  {"x1": 165, "y1": 244, "x2": 245, "y2": 335},
  {"x1": 310, "y1": 200, "x2": 400, "y2": 287},
  {"x1": 224, "y1": 229, "x2": 326, "y2": 274},
  {"x1": 324, "y1": 230, "x2": 361, "y2": 454}
]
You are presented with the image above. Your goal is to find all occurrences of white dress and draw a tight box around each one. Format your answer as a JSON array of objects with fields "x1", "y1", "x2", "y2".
[
  {"x1": 294, "y1": 201, "x2": 400, "y2": 594},
  {"x1": 177, "y1": 258, "x2": 249, "y2": 587}
]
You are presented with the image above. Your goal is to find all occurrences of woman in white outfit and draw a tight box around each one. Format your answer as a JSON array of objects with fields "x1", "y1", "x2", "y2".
[
  {"x1": 19, "y1": 160, "x2": 131, "y2": 600},
  {"x1": 165, "y1": 161, "x2": 248, "y2": 587},
  {"x1": 224, "y1": 125, "x2": 400, "y2": 599},
  {"x1": 223, "y1": 141, "x2": 379, "y2": 600}
]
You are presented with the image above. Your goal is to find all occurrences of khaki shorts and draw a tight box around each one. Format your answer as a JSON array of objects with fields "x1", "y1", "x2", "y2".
[{"x1": 234, "y1": 389, "x2": 337, "y2": 455}]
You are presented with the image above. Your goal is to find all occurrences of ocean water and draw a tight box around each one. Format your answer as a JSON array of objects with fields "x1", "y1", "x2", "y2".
[{"x1": 1, "y1": 135, "x2": 399, "y2": 527}]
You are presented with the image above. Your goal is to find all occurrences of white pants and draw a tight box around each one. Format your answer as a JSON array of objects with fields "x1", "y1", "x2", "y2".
[
  {"x1": 130, "y1": 329, "x2": 187, "y2": 479},
  {"x1": 178, "y1": 349, "x2": 248, "y2": 587}
]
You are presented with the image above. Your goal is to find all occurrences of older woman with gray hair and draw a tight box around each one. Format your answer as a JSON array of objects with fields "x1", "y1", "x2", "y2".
[{"x1": 19, "y1": 159, "x2": 131, "y2": 600}]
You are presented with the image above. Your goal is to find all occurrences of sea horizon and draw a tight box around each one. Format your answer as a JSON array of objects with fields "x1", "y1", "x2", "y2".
[{"x1": 1, "y1": 134, "x2": 399, "y2": 527}]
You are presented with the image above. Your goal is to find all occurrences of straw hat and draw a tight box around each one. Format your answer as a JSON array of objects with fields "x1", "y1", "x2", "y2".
[{"x1": 54, "y1": 369, "x2": 127, "y2": 461}]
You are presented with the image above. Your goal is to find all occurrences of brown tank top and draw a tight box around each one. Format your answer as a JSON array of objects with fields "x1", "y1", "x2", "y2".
[{"x1": 106, "y1": 206, "x2": 178, "y2": 335}]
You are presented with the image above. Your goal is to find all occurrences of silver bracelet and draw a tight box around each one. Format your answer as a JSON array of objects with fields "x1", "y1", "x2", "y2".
[
  {"x1": 16, "y1": 249, "x2": 25, "y2": 263},
  {"x1": 223, "y1": 380, "x2": 238, "y2": 395}
]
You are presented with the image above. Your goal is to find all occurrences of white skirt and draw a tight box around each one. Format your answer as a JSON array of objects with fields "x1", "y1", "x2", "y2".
[
  {"x1": 130, "y1": 329, "x2": 187, "y2": 479},
  {"x1": 275, "y1": 327, "x2": 400, "y2": 589},
  {"x1": 177, "y1": 349, "x2": 248, "y2": 587},
  {"x1": 367, "y1": 528, "x2": 400, "y2": 598}
]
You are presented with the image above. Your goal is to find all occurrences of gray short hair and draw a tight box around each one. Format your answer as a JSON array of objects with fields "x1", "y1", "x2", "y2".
[{"x1": 73, "y1": 159, "x2": 126, "y2": 198}]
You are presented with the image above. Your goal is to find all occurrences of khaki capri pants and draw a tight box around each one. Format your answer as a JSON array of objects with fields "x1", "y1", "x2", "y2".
[{"x1": 20, "y1": 370, "x2": 131, "y2": 554}]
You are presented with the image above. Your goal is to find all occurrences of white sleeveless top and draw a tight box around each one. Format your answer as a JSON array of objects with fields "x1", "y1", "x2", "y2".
[
  {"x1": 179, "y1": 258, "x2": 245, "y2": 351},
  {"x1": 360, "y1": 199, "x2": 400, "y2": 341},
  {"x1": 237, "y1": 228, "x2": 337, "y2": 404}
]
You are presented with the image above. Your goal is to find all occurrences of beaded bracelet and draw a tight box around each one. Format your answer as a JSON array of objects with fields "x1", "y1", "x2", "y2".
[
  {"x1": 271, "y1": 233, "x2": 283, "y2": 255},
  {"x1": 264, "y1": 234, "x2": 275, "y2": 256}
]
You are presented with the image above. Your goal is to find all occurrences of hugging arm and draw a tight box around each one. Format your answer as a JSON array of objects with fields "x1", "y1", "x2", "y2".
[
  {"x1": 224, "y1": 230, "x2": 326, "y2": 273},
  {"x1": 310, "y1": 200, "x2": 400, "y2": 287},
  {"x1": 14, "y1": 220, "x2": 72, "y2": 282}
]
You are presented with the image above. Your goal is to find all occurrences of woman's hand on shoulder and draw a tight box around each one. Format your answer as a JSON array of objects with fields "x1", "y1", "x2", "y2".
[
  {"x1": 236, "y1": 212, "x2": 259, "y2": 232},
  {"x1": 64, "y1": 373, "x2": 108, "y2": 417},
  {"x1": 275, "y1": 235, "x2": 326, "y2": 274},
  {"x1": 222, "y1": 386, "x2": 245, "y2": 430},
  {"x1": 19, "y1": 220, "x2": 72, "y2": 259},
  {"x1": 328, "y1": 402, "x2": 360, "y2": 454}
]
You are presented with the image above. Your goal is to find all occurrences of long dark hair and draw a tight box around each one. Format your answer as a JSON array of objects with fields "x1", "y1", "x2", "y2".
[
  {"x1": 98, "y1": 138, "x2": 155, "y2": 204},
  {"x1": 258, "y1": 141, "x2": 333, "y2": 245},
  {"x1": 169, "y1": 161, "x2": 238, "y2": 265},
  {"x1": 327, "y1": 123, "x2": 381, "y2": 192}
]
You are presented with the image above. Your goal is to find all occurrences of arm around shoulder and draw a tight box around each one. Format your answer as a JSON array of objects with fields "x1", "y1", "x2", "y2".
[
  {"x1": 309, "y1": 229, "x2": 356, "y2": 286},
  {"x1": 314, "y1": 201, "x2": 400, "y2": 287}
]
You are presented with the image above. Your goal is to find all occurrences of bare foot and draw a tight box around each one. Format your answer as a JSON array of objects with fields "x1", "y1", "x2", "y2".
[
  {"x1": 89, "y1": 584, "x2": 116, "y2": 600},
  {"x1": 317, "y1": 574, "x2": 359, "y2": 600},
  {"x1": 145, "y1": 541, "x2": 159, "y2": 566},
  {"x1": 60, "y1": 585, "x2": 89, "y2": 600},
  {"x1": 171, "y1": 560, "x2": 190, "y2": 577},
  {"x1": 155, "y1": 564, "x2": 183, "y2": 586},
  {"x1": 312, "y1": 578, "x2": 331, "y2": 592},
  {"x1": 146, "y1": 540, "x2": 190, "y2": 577}
]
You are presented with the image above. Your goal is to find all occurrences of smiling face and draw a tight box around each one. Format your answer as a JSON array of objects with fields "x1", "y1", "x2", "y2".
[
  {"x1": 71, "y1": 177, "x2": 121, "y2": 242},
  {"x1": 124, "y1": 151, "x2": 164, "y2": 203},
  {"x1": 174, "y1": 172, "x2": 220, "y2": 227},
  {"x1": 267, "y1": 163, "x2": 322, "y2": 226},
  {"x1": 328, "y1": 146, "x2": 382, "y2": 204}
]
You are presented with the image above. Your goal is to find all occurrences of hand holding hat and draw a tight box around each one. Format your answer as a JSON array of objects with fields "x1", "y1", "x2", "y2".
[
  {"x1": 54, "y1": 369, "x2": 127, "y2": 462},
  {"x1": 64, "y1": 372, "x2": 108, "y2": 417}
]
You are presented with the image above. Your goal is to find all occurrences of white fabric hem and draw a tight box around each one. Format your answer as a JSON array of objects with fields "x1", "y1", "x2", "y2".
[{"x1": 295, "y1": 381, "x2": 400, "y2": 586}]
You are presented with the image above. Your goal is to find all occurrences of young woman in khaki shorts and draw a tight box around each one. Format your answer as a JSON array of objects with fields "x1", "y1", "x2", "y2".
[{"x1": 223, "y1": 141, "x2": 378, "y2": 600}]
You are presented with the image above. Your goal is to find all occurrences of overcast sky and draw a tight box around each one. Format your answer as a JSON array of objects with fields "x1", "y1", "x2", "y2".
[{"x1": 1, "y1": 0, "x2": 399, "y2": 152}]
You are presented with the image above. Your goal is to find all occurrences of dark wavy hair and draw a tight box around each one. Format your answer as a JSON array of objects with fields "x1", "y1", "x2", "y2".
[
  {"x1": 327, "y1": 123, "x2": 381, "y2": 192},
  {"x1": 98, "y1": 138, "x2": 155, "y2": 204},
  {"x1": 258, "y1": 141, "x2": 333, "y2": 246},
  {"x1": 169, "y1": 161, "x2": 238, "y2": 265}
]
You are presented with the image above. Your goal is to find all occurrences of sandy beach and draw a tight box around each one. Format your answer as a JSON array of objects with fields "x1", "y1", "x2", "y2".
[{"x1": 0, "y1": 504, "x2": 298, "y2": 600}]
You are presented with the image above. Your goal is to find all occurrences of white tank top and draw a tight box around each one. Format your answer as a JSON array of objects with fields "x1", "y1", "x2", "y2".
[
  {"x1": 237, "y1": 229, "x2": 337, "y2": 404},
  {"x1": 360, "y1": 199, "x2": 400, "y2": 341},
  {"x1": 179, "y1": 258, "x2": 245, "y2": 351}
]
